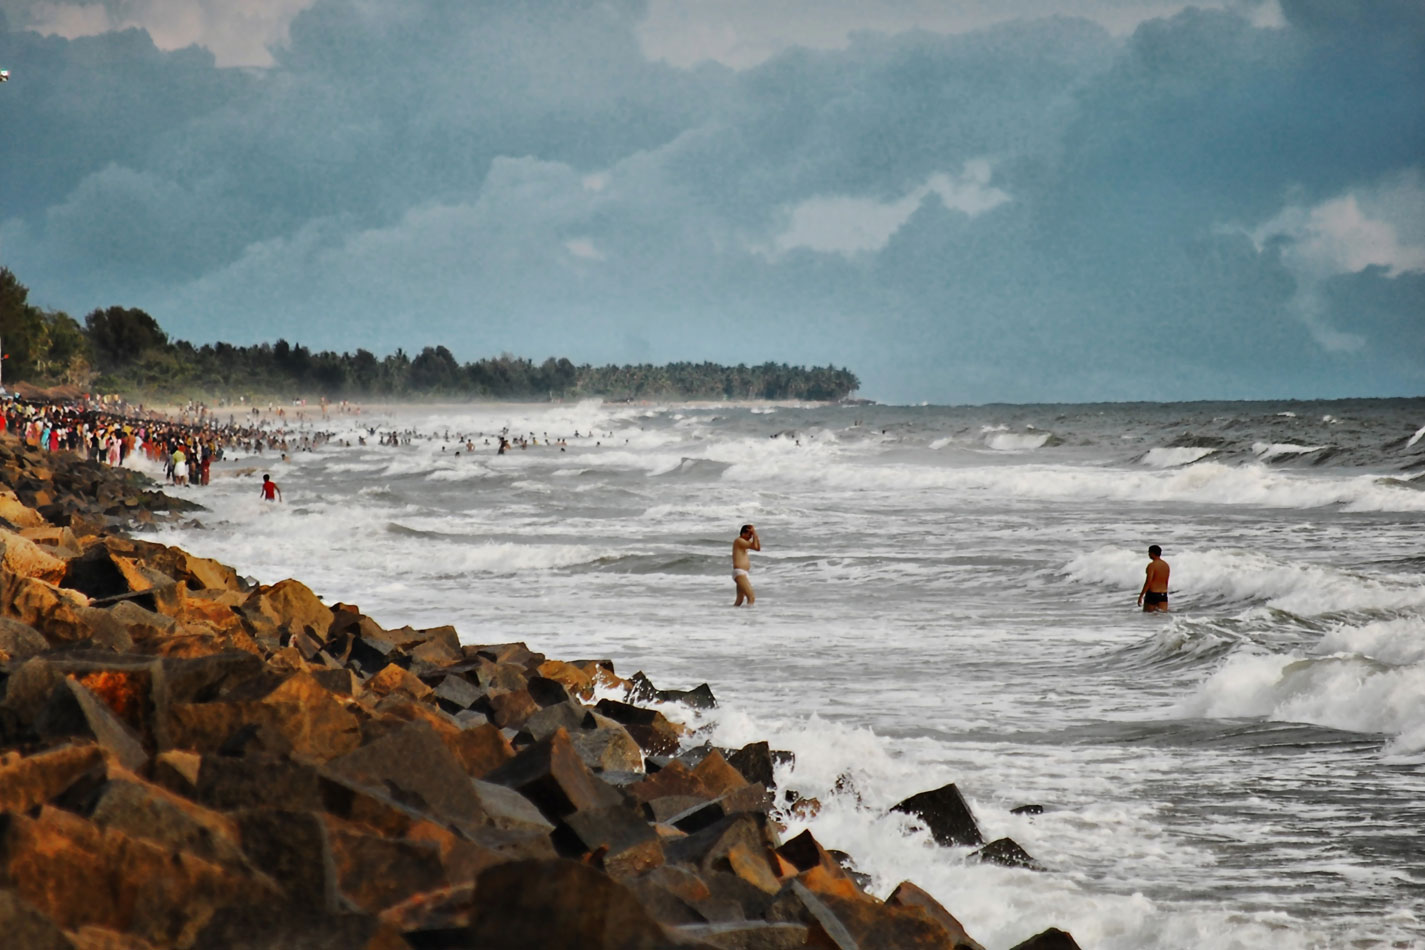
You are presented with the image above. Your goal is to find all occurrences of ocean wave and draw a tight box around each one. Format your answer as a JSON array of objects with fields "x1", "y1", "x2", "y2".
[
  {"x1": 1102, "y1": 621, "x2": 1243, "y2": 672},
  {"x1": 1139, "y1": 447, "x2": 1216, "y2": 468},
  {"x1": 1062, "y1": 546, "x2": 1425, "y2": 616},
  {"x1": 986, "y1": 432, "x2": 1053, "y2": 452},
  {"x1": 1251, "y1": 441, "x2": 1326, "y2": 460},
  {"x1": 1175, "y1": 651, "x2": 1425, "y2": 752},
  {"x1": 652, "y1": 457, "x2": 734, "y2": 479}
]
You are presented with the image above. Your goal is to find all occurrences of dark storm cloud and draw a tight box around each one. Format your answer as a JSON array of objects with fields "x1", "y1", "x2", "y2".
[{"x1": 0, "y1": 0, "x2": 1420, "y2": 401}]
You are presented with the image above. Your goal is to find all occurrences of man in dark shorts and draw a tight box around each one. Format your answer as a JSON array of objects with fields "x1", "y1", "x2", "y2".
[{"x1": 1137, "y1": 544, "x2": 1170, "y2": 611}]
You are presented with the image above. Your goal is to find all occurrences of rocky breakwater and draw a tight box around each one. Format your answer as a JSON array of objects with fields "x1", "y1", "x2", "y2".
[{"x1": 0, "y1": 433, "x2": 1083, "y2": 950}]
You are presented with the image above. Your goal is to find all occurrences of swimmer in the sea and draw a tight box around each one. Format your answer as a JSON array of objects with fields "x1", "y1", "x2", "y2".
[{"x1": 732, "y1": 523, "x2": 760, "y2": 607}]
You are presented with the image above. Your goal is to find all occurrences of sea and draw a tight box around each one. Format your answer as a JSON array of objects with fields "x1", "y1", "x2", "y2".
[{"x1": 135, "y1": 397, "x2": 1425, "y2": 950}]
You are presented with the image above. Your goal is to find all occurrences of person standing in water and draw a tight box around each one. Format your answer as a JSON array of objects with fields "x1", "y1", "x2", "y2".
[
  {"x1": 732, "y1": 524, "x2": 761, "y2": 607},
  {"x1": 1137, "y1": 544, "x2": 1170, "y2": 611},
  {"x1": 259, "y1": 473, "x2": 282, "y2": 502}
]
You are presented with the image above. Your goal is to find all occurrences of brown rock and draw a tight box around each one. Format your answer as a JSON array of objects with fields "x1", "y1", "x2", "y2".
[
  {"x1": 593, "y1": 698, "x2": 682, "y2": 756},
  {"x1": 0, "y1": 615, "x2": 48, "y2": 660},
  {"x1": 193, "y1": 903, "x2": 406, "y2": 950},
  {"x1": 195, "y1": 753, "x2": 326, "y2": 811},
  {"x1": 483, "y1": 727, "x2": 624, "y2": 821},
  {"x1": 488, "y1": 687, "x2": 540, "y2": 730},
  {"x1": 626, "y1": 759, "x2": 712, "y2": 804},
  {"x1": 250, "y1": 578, "x2": 335, "y2": 638},
  {"x1": 1, "y1": 574, "x2": 91, "y2": 642},
  {"x1": 0, "y1": 527, "x2": 68, "y2": 583},
  {"x1": 692, "y1": 750, "x2": 749, "y2": 797},
  {"x1": 36, "y1": 677, "x2": 148, "y2": 772},
  {"x1": 87, "y1": 771, "x2": 246, "y2": 868},
  {"x1": 0, "y1": 805, "x2": 272, "y2": 947},
  {"x1": 19, "y1": 525, "x2": 81, "y2": 559},
  {"x1": 805, "y1": 887, "x2": 954, "y2": 949},
  {"x1": 571, "y1": 720, "x2": 646, "y2": 774},
  {"x1": 467, "y1": 858, "x2": 676, "y2": 950},
  {"x1": 325, "y1": 815, "x2": 448, "y2": 914},
  {"x1": 364, "y1": 662, "x2": 434, "y2": 701},
  {"x1": 0, "y1": 489, "x2": 47, "y2": 529},
  {"x1": 0, "y1": 743, "x2": 107, "y2": 813},
  {"x1": 323, "y1": 720, "x2": 490, "y2": 833},
  {"x1": 556, "y1": 805, "x2": 666, "y2": 877},
  {"x1": 0, "y1": 887, "x2": 73, "y2": 950},
  {"x1": 886, "y1": 881, "x2": 985, "y2": 950},
  {"x1": 672, "y1": 921, "x2": 810, "y2": 949},
  {"x1": 536, "y1": 659, "x2": 596, "y2": 700}
]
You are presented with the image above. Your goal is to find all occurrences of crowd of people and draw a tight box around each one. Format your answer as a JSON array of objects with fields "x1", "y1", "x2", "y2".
[{"x1": 0, "y1": 394, "x2": 336, "y2": 488}]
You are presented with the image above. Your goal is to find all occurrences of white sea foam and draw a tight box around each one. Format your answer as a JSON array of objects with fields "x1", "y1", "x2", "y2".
[
  {"x1": 1140, "y1": 447, "x2": 1215, "y2": 467},
  {"x1": 1252, "y1": 441, "x2": 1325, "y2": 459},
  {"x1": 1407, "y1": 425, "x2": 1425, "y2": 449},
  {"x1": 986, "y1": 432, "x2": 1052, "y2": 451},
  {"x1": 1176, "y1": 652, "x2": 1425, "y2": 747}
]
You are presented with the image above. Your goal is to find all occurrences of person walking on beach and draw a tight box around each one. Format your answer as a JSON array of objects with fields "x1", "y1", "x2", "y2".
[
  {"x1": 1137, "y1": 544, "x2": 1170, "y2": 612},
  {"x1": 732, "y1": 524, "x2": 761, "y2": 607},
  {"x1": 259, "y1": 473, "x2": 282, "y2": 502}
]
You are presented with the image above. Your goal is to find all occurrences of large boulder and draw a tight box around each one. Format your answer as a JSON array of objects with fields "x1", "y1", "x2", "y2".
[
  {"x1": 466, "y1": 859, "x2": 679, "y2": 950},
  {"x1": 890, "y1": 783, "x2": 984, "y2": 848}
]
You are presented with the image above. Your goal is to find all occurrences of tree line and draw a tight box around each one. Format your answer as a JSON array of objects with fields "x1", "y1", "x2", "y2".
[{"x1": 0, "y1": 268, "x2": 859, "y2": 402}]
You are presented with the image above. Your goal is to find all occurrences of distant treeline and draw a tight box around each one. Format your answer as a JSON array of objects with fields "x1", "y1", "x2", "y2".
[{"x1": 0, "y1": 268, "x2": 859, "y2": 402}]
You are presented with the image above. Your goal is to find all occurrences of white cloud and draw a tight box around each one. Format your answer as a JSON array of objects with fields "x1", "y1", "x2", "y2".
[
  {"x1": 565, "y1": 238, "x2": 604, "y2": 260},
  {"x1": 637, "y1": 0, "x2": 1251, "y2": 68},
  {"x1": 1249, "y1": 173, "x2": 1425, "y2": 352},
  {"x1": 15, "y1": 0, "x2": 319, "y2": 66},
  {"x1": 1254, "y1": 177, "x2": 1425, "y2": 279},
  {"x1": 772, "y1": 160, "x2": 1009, "y2": 256}
]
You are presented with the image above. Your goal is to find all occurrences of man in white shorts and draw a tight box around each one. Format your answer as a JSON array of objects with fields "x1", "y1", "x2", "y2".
[{"x1": 732, "y1": 524, "x2": 761, "y2": 607}]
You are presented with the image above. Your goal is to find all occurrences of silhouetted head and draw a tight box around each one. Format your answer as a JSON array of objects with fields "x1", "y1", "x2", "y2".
[{"x1": 1148, "y1": 544, "x2": 1161, "y2": 557}]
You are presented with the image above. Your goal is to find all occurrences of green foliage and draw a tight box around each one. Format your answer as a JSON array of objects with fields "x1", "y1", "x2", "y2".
[
  {"x1": 0, "y1": 267, "x2": 95, "y2": 386},
  {"x1": 0, "y1": 269, "x2": 860, "y2": 402}
]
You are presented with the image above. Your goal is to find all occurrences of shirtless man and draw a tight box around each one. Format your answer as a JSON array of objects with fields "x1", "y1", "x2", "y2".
[
  {"x1": 1137, "y1": 544, "x2": 1170, "y2": 612},
  {"x1": 732, "y1": 524, "x2": 761, "y2": 607}
]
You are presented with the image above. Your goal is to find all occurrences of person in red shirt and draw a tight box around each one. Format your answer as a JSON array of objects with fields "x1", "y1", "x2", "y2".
[{"x1": 259, "y1": 474, "x2": 282, "y2": 502}]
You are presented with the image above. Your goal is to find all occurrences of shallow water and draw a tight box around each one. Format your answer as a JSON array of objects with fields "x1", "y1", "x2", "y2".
[{"x1": 140, "y1": 398, "x2": 1425, "y2": 949}]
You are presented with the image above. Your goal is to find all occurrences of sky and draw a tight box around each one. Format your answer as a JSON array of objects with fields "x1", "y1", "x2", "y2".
[{"x1": 0, "y1": 0, "x2": 1421, "y2": 404}]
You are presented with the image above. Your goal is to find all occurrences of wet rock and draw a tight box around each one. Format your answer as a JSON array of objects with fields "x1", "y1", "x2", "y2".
[
  {"x1": 1008, "y1": 927, "x2": 1083, "y2": 950},
  {"x1": 891, "y1": 782, "x2": 984, "y2": 848},
  {"x1": 1011, "y1": 803, "x2": 1044, "y2": 816},
  {"x1": 886, "y1": 880, "x2": 985, "y2": 950},
  {"x1": 972, "y1": 837, "x2": 1044, "y2": 871},
  {"x1": 593, "y1": 698, "x2": 681, "y2": 756},
  {"x1": 725, "y1": 741, "x2": 777, "y2": 789}
]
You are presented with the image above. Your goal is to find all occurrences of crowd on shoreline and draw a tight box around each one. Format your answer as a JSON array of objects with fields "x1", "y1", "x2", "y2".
[{"x1": 0, "y1": 394, "x2": 338, "y2": 487}]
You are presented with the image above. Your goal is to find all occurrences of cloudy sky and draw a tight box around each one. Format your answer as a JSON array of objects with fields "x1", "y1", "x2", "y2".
[{"x1": 1, "y1": 0, "x2": 1421, "y2": 403}]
